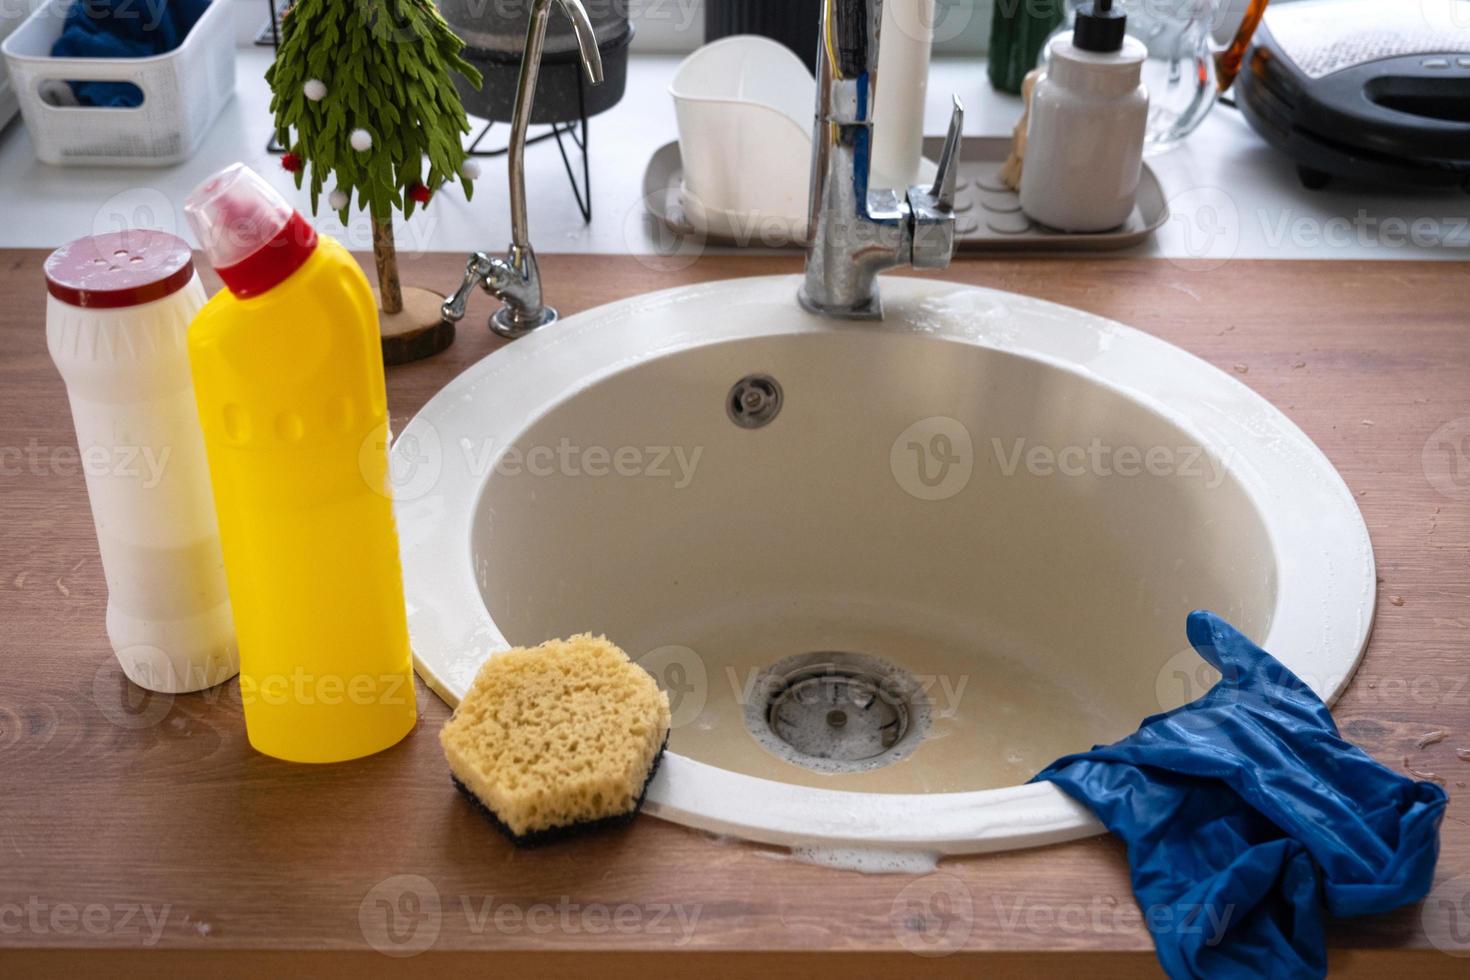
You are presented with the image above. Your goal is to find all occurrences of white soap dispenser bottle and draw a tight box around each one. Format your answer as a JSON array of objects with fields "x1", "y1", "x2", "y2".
[{"x1": 1019, "y1": 0, "x2": 1148, "y2": 233}]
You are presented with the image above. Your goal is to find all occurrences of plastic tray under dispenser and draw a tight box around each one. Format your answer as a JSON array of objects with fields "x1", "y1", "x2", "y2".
[{"x1": 642, "y1": 135, "x2": 1168, "y2": 252}]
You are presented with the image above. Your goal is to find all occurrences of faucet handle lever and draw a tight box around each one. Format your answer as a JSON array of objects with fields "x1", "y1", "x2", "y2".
[
  {"x1": 930, "y1": 95, "x2": 965, "y2": 209},
  {"x1": 907, "y1": 95, "x2": 964, "y2": 270},
  {"x1": 441, "y1": 252, "x2": 496, "y2": 324}
]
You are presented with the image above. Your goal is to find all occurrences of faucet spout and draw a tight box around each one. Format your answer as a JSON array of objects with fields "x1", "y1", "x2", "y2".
[
  {"x1": 507, "y1": 0, "x2": 603, "y2": 253},
  {"x1": 557, "y1": 0, "x2": 606, "y2": 87},
  {"x1": 799, "y1": 0, "x2": 962, "y2": 320},
  {"x1": 442, "y1": 0, "x2": 603, "y2": 339}
]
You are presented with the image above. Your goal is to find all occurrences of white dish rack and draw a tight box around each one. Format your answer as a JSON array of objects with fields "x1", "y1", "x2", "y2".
[{"x1": 1, "y1": 0, "x2": 235, "y2": 165}]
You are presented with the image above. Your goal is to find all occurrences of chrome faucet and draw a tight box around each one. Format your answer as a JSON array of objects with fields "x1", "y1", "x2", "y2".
[
  {"x1": 442, "y1": 0, "x2": 604, "y2": 339},
  {"x1": 799, "y1": 0, "x2": 964, "y2": 320}
]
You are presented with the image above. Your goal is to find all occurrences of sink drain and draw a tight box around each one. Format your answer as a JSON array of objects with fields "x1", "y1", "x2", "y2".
[
  {"x1": 745, "y1": 651, "x2": 929, "y2": 773},
  {"x1": 727, "y1": 374, "x2": 782, "y2": 429}
]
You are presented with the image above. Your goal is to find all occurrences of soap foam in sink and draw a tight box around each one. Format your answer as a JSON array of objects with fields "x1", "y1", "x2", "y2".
[{"x1": 789, "y1": 846, "x2": 941, "y2": 875}]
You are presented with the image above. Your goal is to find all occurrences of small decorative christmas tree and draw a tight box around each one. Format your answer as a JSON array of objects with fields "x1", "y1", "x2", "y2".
[{"x1": 267, "y1": 0, "x2": 483, "y2": 363}]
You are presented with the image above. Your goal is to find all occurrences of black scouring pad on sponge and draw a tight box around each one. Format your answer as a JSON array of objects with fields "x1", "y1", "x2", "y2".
[{"x1": 440, "y1": 634, "x2": 672, "y2": 846}]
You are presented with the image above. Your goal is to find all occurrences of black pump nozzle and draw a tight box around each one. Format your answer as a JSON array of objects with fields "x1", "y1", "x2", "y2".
[{"x1": 1074, "y1": 0, "x2": 1127, "y2": 53}]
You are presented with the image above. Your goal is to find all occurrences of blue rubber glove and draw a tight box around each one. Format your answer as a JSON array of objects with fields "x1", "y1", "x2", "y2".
[{"x1": 1035, "y1": 610, "x2": 1447, "y2": 979}]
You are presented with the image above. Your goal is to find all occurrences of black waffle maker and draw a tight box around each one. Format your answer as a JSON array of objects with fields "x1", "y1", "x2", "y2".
[{"x1": 1235, "y1": 0, "x2": 1470, "y2": 190}]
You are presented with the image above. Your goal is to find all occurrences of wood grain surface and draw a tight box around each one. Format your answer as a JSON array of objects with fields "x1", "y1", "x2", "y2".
[{"x1": 1, "y1": 249, "x2": 1467, "y2": 977}]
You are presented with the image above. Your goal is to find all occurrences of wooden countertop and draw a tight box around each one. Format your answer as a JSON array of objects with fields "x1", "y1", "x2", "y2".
[{"x1": 2, "y1": 251, "x2": 1467, "y2": 978}]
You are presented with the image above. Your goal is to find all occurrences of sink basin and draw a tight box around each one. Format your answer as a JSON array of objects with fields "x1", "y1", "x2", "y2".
[{"x1": 395, "y1": 275, "x2": 1374, "y2": 855}]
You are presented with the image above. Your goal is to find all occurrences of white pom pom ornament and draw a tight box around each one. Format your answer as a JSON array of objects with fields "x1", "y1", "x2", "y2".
[
  {"x1": 459, "y1": 160, "x2": 481, "y2": 180},
  {"x1": 328, "y1": 189, "x2": 349, "y2": 210},
  {"x1": 349, "y1": 128, "x2": 373, "y2": 152},
  {"x1": 303, "y1": 78, "x2": 327, "y2": 102}
]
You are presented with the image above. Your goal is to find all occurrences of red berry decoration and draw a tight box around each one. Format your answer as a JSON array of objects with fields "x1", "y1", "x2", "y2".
[
  {"x1": 408, "y1": 182, "x2": 432, "y2": 205},
  {"x1": 280, "y1": 152, "x2": 303, "y2": 173}
]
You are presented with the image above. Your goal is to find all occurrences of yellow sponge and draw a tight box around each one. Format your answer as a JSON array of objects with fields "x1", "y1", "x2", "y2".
[{"x1": 440, "y1": 634, "x2": 671, "y2": 844}]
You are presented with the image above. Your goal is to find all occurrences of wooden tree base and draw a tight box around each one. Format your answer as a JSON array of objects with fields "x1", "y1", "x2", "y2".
[{"x1": 375, "y1": 286, "x2": 456, "y2": 366}]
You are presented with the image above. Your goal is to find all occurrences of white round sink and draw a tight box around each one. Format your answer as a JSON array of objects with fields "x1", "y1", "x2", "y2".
[{"x1": 395, "y1": 275, "x2": 1374, "y2": 855}]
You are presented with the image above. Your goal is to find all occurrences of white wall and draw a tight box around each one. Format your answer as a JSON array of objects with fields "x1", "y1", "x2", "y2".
[{"x1": 225, "y1": 0, "x2": 1308, "y2": 56}]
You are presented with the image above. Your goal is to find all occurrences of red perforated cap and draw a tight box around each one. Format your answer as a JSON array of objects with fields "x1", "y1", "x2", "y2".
[{"x1": 44, "y1": 231, "x2": 196, "y2": 309}]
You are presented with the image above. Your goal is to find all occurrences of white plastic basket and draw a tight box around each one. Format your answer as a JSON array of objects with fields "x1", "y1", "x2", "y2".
[{"x1": 1, "y1": 0, "x2": 235, "y2": 165}]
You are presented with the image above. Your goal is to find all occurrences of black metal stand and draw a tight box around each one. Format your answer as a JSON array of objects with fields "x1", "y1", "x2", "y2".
[
  {"x1": 255, "y1": 0, "x2": 286, "y2": 47},
  {"x1": 261, "y1": 0, "x2": 284, "y2": 152},
  {"x1": 460, "y1": 67, "x2": 594, "y2": 223},
  {"x1": 462, "y1": 116, "x2": 592, "y2": 223}
]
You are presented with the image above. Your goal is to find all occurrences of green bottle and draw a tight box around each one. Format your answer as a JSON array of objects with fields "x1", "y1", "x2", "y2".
[{"x1": 988, "y1": 0, "x2": 1066, "y2": 94}]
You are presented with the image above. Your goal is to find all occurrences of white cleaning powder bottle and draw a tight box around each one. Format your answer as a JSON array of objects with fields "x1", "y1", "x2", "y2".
[
  {"x1": 1019, "y1": 0, "x2": 1148, "y2": 233},
  {"x1": 46, "y1": 231, "x2": 237, "y2": 694}
]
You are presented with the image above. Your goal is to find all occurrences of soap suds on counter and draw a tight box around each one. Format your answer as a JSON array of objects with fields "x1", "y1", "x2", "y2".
[
  {"x1": 1416, "y1": 730, "x2": 1448, "y2": 749},
  {"x1": 789, "y1": 846, "x2": 941, "y2": 875}
]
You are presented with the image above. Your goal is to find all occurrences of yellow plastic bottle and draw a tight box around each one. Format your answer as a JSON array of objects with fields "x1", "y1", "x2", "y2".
[{"x1": 183, "y1": 164, "x2": 416, "y2": 762}]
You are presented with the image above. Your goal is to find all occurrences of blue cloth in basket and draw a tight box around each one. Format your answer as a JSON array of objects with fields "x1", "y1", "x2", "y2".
[
  {"x1": 50, "y1": 0, "x2": 211, "y2": 107},
  {"x1": 1034, "y1": 610, "x2": 1447, "y2": 979}
]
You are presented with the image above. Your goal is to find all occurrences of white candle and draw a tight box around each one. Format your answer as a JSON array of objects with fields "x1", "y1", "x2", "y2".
[{"x1": 872, "y1": 0, "x2": 935, "y2": 192}]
